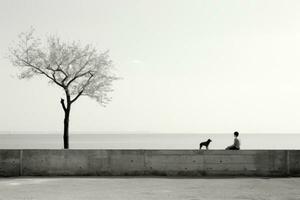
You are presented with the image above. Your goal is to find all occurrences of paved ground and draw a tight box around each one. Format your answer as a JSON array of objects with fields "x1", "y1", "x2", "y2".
[{"x1": 0, "y1": 177, "x2": 300, "y2": 200}]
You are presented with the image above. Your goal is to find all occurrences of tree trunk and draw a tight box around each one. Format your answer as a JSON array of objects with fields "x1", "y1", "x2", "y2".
[
  {"x1": 61, "y1": 90, "x2": 72, "y2": 149},
  {"x1": 63, "y1": 108, "x2": 70, "y2": 149}
]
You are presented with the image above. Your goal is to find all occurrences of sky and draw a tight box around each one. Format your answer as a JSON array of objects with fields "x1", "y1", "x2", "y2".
[{"x1": 1, "y1": 0, "x2": 300, "y2": 134}]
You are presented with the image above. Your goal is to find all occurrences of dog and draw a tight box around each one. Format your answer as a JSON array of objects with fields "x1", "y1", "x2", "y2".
[{"x1": 199, "y1": 139, "x2": 212, "y2": 150}]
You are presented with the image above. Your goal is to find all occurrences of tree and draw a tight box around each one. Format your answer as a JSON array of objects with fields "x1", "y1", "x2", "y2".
[{"x1": 9, "y1": 29, "x2": 119, "y2": 149}]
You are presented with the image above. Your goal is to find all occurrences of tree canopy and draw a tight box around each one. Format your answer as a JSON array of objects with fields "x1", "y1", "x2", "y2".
[{"x1": 9, "y1": 29, "x2": 118, "y2": 106}]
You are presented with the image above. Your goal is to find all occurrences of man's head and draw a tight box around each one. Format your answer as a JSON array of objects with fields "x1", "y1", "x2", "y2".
[{"x1": 234, "y1": 131, "x2": 239, "y2": 137}]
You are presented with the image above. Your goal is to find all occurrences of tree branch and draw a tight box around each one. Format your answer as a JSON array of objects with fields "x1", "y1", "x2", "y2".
[
  {"x1": 73, "y1": 59, "x2": 90, "y2": 77},
  {"x1": 60, "y1": 98, "x2": 67, "y2": 111},
  {"x1": 46, "y1": 64, "x2": 69, "y2": 86},
  {"x1": 55, "y1": 63, "x2": 68, "y2": 77},
  {"x1": 16, "y1": 57, "x2": 65, "y2": 88},
  {"x1": 70, "y1": 72, "x2": 94, "y2": 103},
  {"x1": 71, "y1": 90, "x2": 83, "y2": 103},
  {"x1": 66, "y1": 70, "x2": 93, "y2": 87}
]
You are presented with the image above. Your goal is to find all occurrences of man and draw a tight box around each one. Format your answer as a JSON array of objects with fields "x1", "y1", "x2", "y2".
[{"x1": 226, "y1": 131, "x2": 240, "y2": 150}]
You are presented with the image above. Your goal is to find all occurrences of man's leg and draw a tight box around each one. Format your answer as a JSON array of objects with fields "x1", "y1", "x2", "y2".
[{"x1": 226, "y1": 145, "x2": 238, "y2": 150}]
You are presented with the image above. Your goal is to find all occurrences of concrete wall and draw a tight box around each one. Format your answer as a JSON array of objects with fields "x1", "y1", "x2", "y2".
[
  {"x1": 0, "y1": 150, "x2": 20, "y2": 176},
  {"x1": 0, "y1": 150, "x2": 299, "y2": 177}
]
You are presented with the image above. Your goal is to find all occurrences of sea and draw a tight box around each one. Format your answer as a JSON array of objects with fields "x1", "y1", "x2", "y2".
[{"x1": 0, "y1": 132, "x2": 299, "y2": 149}]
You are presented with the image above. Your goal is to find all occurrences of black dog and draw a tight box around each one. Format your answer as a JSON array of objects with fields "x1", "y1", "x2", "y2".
[{"x1": 199, "y1": 139, "x2": 212, "y2": 150}]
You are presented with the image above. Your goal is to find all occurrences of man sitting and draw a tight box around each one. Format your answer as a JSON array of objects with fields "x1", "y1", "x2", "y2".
[{"x1": 225, "y1": 131, "x2": 240, "y2": 150}]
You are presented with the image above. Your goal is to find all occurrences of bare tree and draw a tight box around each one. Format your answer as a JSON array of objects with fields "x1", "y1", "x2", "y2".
[{"x1": 9, "y1": 29, "x2": 119, "y2": 149}]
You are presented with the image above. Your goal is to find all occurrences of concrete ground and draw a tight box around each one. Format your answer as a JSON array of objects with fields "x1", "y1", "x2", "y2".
[{"x1": 0, "y1": 177, "x2": 300, "y2": 200}]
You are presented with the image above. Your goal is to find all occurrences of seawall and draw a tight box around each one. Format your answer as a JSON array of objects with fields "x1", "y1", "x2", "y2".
[{"x1": 0, "y1": 150, "x2": 299, "y2": 177}]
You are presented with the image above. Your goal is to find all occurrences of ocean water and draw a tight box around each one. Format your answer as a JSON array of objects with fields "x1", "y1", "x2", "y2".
[{"x1": 0, "y1": 133, "x2": 299, "y2": 149}]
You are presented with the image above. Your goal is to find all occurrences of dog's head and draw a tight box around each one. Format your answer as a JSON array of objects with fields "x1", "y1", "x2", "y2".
[{"x1": 207, "y1": 139, "x2": 212, "y2": 143}]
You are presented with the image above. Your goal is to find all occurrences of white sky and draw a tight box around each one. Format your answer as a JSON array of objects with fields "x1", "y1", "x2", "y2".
[{"x1": 1, "y1": 0, "x2": 300, "y2": 133}]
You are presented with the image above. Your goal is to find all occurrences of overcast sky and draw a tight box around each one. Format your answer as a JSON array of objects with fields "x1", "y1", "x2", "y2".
[{"x1": 1, "y1": 0, "x2": 300, "y2": 133}]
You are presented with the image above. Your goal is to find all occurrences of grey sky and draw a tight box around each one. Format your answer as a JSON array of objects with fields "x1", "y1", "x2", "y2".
[{"x1": 1, "y1": 0, "x2": 300, "y2": 133}]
